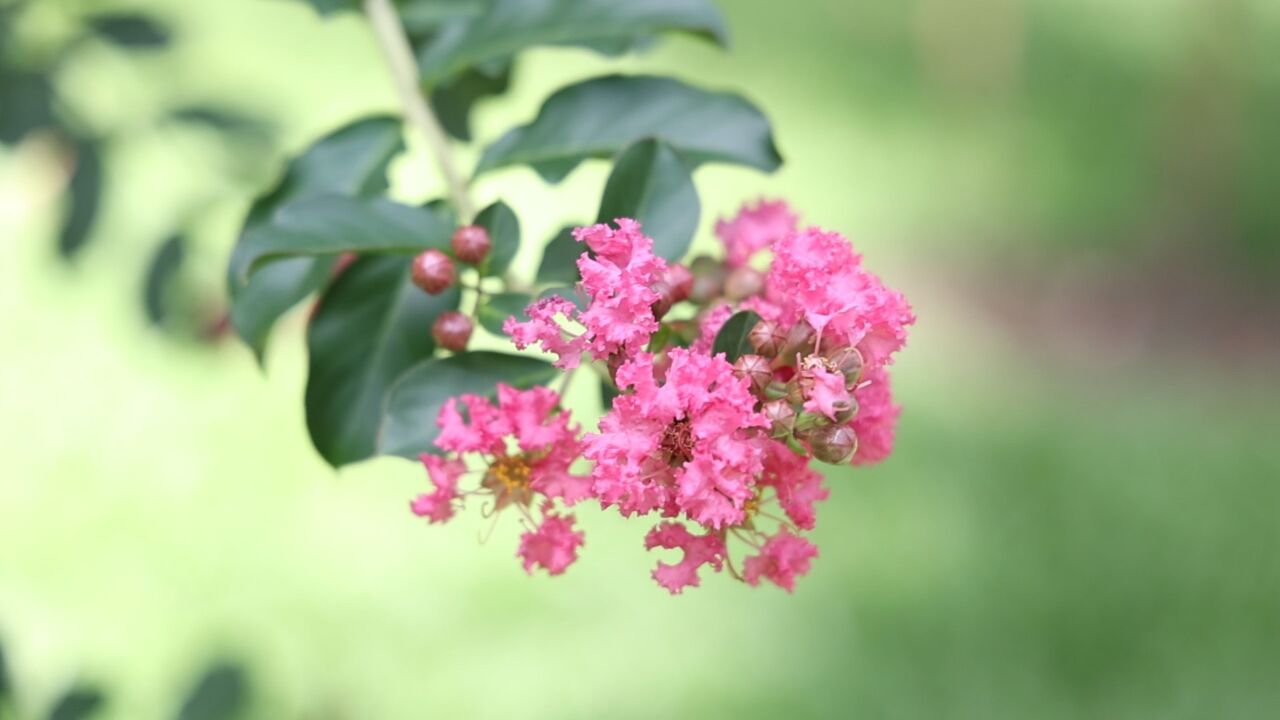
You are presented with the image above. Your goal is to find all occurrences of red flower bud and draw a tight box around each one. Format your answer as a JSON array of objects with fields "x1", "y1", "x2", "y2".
[
  {"x1": 650, "y1": 279, "x2": 676, "y2": 320},
  {"x1": 688, "y1": 255, "x2": 725, "y2": 304},
  {"x1": 807, "y1": 424, "x2": 859, "y2": 464},
  {"x1": 663, "y1": 263, "x2": 694, "y2": 303},
  {"x1": 432, "y1": 310, "x2": 473, "y2": 352},
  {"x1": 450, "y1": 225, "x2": 492, "y2": 264},
  {"x1": 733, "y1": 353, "x2": 772, "y2": 393},
  {"x1": 724, "y1": 266, "x2": 764, "y2": 301},
  {"x1": 761, "y1": 399, "x2": 797, "y2": 438},
  {"x1": 411, "y1": 249, "x2": 456, "y2": 295},
  {"x1": 749, "y1": 319, "x2": 788, "y2": 357}
]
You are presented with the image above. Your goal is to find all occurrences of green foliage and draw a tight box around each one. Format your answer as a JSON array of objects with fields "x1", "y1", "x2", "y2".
[
  {"x1": 473, "y1": 200, "x2": 520, "y2": 277},
  {"x1": 429, "y1": 61, "x2": 511, "y2": 141},
  {"x1": 175, "y1": 663, "x2": 246, "y2": 720},
  {"x1": 306, "y1": 255, "x2": 460, "y2": 467},
  {"x1": 0, "y1": 641, "x2": 9, "y2": 710},
  {"x1": 86, "y1": 14, "x2": 170, "y2": 49},
  {"x1": 228, "y1": 116, "x2": 403, "y2": 360},
  {"x1": 415, "y1": 0, "x2": 727, "y2": 87},
  {"x1": 142, "y1": 235, "x2": 186, "y2": 326},
  {"x1": 476, "y1": 291, "x2": 531, "y2": 336},
  {"x1": 597, "y1": 139, "x2": 699, "y2": 261},
  {"x1": 231, "y1": 197, "x2": 453, "y2": 280},
  {"x1": 476, "y1": 74, "x2": 781, "y2": 182},
  {"x1": 379, "y1": 352, "x2": 559, "y2": 458},
  {"x1": 47, "y1": 687, "x2": 104, "y2": 720},
  {"x1": 536, "y1": 226, "x2": 582, "y2": 285},
  {"x1": 711, "y1": 310, "x2": 760, "y2": 363},
  {"x1": 0, "y1": 69, "x2": 53, "y2": 145},
  {"x1": 58, "y1": 138, "x2": 103, "y2": 259}
]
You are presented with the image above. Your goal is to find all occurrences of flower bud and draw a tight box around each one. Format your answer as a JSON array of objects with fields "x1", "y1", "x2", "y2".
[
  {"x1": 749, "y1": 319, "x2": 787, "y2": 357},
  {"x1": 733, "y1": 354, "x2": 772, "y2": 394},
  {"x1": 761, "y1": 399, "x2": 797, "y2": 438},
  {"x1": 450, "y1": 225, "x2": 491, "y2": 264},
  {"x1": 411, "y1": 249, "x2": 456, "y2": 295},
  {"x1": 650, "y1": 279, "x2": 676, "y2": 320},
  {"x1": 807, "y1": 424, "x2": 858, "y2": 464},
  {"x1": 724, "y1": 266, "x2": 764, "y2": 301},
  {"x1": 432, "y1": 311, "x2": 473, "y2": 351},
  {"x1": 782, "y1": 320, "x2": 816, "y2": 356},
  {"x1": 663, "y1": 263, "x2": 694, "y2": 304},
  {"x1": 825, "y1": 346, "x2": 865, "y2": 388},
  {"x1": 688, "y1": 255, "x2": 725, "y2": 304}
]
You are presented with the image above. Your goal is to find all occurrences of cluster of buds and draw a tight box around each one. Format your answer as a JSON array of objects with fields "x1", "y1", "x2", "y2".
[
  {"x1": 410, "y1": 224, "x2": 494, "y2": 353},
  {"x1": 410, "y1": 200, "x2": 914, "y2": 594},
  {"x1": 741, "y1": 322, "x2": 867, "y2": 464}
]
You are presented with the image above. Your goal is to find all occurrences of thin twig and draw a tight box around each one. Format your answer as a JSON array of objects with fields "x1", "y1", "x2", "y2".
[{"x1": 363, "y1": 0, "x2": 476, "y2": 221}]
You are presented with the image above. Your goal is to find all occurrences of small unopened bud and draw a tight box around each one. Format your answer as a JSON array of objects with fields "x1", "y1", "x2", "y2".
[
  {"x1": 761, "y1": 399, "x2": 797, "y2": 438},
  {"x1": 689, "y1": 255, "x2": 720, "y2": 276},
  {"x1": 807, "y1": 424, "x2": 859, "y2": 464},
  {"x1": 432, "y1": 311, "x2": 473, "y2": 351},
  {"x1": 688, "y1": 255, "x2": 725, "y2": 304},
  {"x1": 650, "y1": 279, "x2": 675, "y2": 320},
  {"x1": 825, "y1": 346, "x2": 865, "y2": 388},
  {"x1": 782, "y1": 320, "x2": 816, "y2": 356},
  {"x1": 411, "y1": 249, "x2": 456, "y2": 295},
  {"x1": 733, "y1": 354, "x2": 772, "y2": 394},
  {"x1": 724, "y1": 266, "x2": 764, "y2": 301},
  {"x1": 663, "y1": 263, "x2": 694, "y2": 304},
  {"x1": 450, "y1": 225, "x2": 491, "y2": 264},
  {"x1": 749, "y1": 319, "x2": 787, "y2": 357},
  {"x1": 833, "y1": 398, "x2": 859, "y2": 424}
]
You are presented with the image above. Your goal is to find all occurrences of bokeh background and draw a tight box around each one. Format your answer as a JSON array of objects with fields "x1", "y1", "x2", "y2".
[{"x1": 3, "y1": 0, "x2": 1279, "y2": 717}]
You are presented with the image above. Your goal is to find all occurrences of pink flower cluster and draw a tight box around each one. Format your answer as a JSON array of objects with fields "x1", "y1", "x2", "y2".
[
  {"x1": 412, "y1": 202, "x2": 913, "y2": 593},
  {"x1": 410, "y1": 385, "x2": 589, "y2": 575}
]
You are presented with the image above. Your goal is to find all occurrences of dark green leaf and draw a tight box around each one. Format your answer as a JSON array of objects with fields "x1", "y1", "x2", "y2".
[
  {"x1": 597, "y1": 139, "x2": 699, "y2": 261},
  {"x1": 0, "y1": 70, "x2": 54, "y2": 145},
  {"x1": 237, "y1": 116, "x2": 403, "y2": 235},
  {"x1": 0, "y1": 640, "x2": 10, "y2": 706},
  {"x1": 379, "y1": 352, "x2": 558, "y2": 458},
  {"x1": 58, "y1": 138, "x2": 102, "y2": 259},
  {"x1": 400, "y1": 0, "x2": 483, "y2": 36},
  {"x1": 474, "y1": 200, "x2": 519, "y2": 276},
  {"x1": 228, "y1": 116, "x2": 402, "y2": 360},
  {"x1": 476, "y1": 75, "x2": 782, "y2": 182},
  {"x1": 536, "y1": 226, "x2": 583, "y2": 285},
  {"x1": 307, "y1": 255, "x2": 459, "y2": 467},
  {"x1": 175, "y1": 662, "x2": 246, "y2": 720},
  {"x1": 48, "y1": 687, "x2": 105, "y2": 720},
  {"x1": 416, "y1": 0, "x2": 727, "y2": 86},
  {"x1": 476, "y1": 291, "x2": 531, "y2": 335},
  {"x1": 599, "y1": 379, "x2": 620, "y2": 409},
  {"x1": 295, "y1": 0, "x2": 358, "y2": 16},
  {"x1": 575, "y1": 33, "x2": 658, "y2": 55},
  {"x1": 143, "y1": 235, "x2": 186, "y2": 325},
  {"x1": 232, "y1": 196, "x2": 453, "y2": 281},
  {"x1": 168, "y1": 106, "x2": 272, "y2": 137},
  {"x1": 711, "y1": 310, "x2": 760, "y2": 363},
  {"x1": 537, "y1": 285, "x2": 585, "y2": 310},
  {"x1": 430, "y1": 62, "x2": 512, "y2": 142},
  {"x1": 87, "y1": 14, "x2": 169, "y2": 49}
]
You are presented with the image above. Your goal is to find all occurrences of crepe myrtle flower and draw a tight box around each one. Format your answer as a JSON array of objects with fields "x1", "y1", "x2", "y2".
[
  {"x1": 409, "y1": 384, "x2": 590, "y2": 576},
  {"x1": 505, "y1": 219, "x2": 668, "y2": 372}
]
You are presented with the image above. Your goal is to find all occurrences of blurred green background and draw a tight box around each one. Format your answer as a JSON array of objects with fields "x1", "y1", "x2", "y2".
[{"x1": 2, "y1": 0, "x2": 1278, "y2": 717}]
